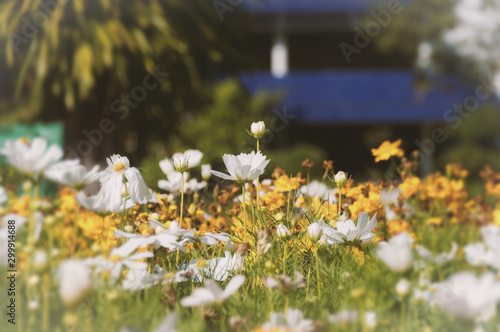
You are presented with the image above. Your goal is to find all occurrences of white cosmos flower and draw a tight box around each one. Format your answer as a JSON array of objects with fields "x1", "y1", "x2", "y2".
[
  {"x1": 200, "y1": 232, "x2": 231, "y2": 245},
  {"x1": 122, "y1": 268, "x2": 163, "y2": 291},
  {"x1": 432, "y1": 271, "x2": 500, "y2": 321},
  {"x1": 158, "y1": 170, "x2": 206, "y2": 195},
  {"x1": 416, "y1": 242, "x2": 458, "y2": 265},
  {"x1": 211, "y1": 151, "x2": 270, "y2": 183},
  {"x1": 0, "y1": 137, "x2": 63, "y2": 178},
  {"x1": 176, "y1": 251, "x2": 244, "y2": 282},
  {"x1": 320, "y1": 212, "x2": 377, "y2": 244},
  {"x1": 481, "y1": 224, "x2": 500, "y2": 252},
  {"x1": 261, "y1": 309, "x2": 314, "y2": 332},
  {"x1": 84, "y1": 249, "x2": 153, "y2": 283},
  {"x1": 0, "y1": 186, "x2": 7, "y2": 205},
  {"x1": 113, "y1": 229, "x2": 191, "y2": 257},
  {"x1": 180, "y1": 274, "x2": 245, "y2": 306},
  {"x1": 377, "y1": 231, "x2": 414, "y2": 272},
  {"x1": 329, "y1": 310, "x2": 358, "y2": 324},
  {"x1": 76, "y1": 192, "x2": 136, "y2": 213},
  {"x1": 94, "y1": 155, "x2": 152, "y2": 212},
  {"x1": 44, "y1": 159, "x2": 100, "y2": 191},
  {"x1": 300, "y1": 180, "x2": 330, "y2": 199},
  {"x1": 57, "y1": 259, "x2": 92, "y2": 306}
]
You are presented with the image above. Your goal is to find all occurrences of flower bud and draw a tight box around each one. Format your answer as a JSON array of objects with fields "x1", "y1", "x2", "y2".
[
  {"x1": 396, "y1": 278, "x2": 410, "y2": 297},
  {"x1": 225, "y1": 240, "x2": 236, "y2": 253},
  {"x1": 28, "y1": 275, "x2": 40, "y2": 286},
  {"x1": 150, "y1": 213, "x2": 160, "y2": 221},
  {"x1": 33, "y1": 250, "x2": 48, "y2": 271},
  {"x1": 307, "y1": 222, "x2": 322, "y2": 242},
  {"x1": 276, "y1": 223, "x2": 291, "y2": 238},
  {"x1": 334, "y1": 171, "x2": 348, "y2": 186},
  {"x1": 22, "y1": 180, "x2": 33, "y2": 192},
  {"x1": 124, "y1": 225, "x2": 134, "y2": 233},
  {"x1": 201, "y1": 164, "x2": 212, "y2": 180},
  {"x1": 250, "y1": 121, "x2": 266, "y2": 138},
  {"x1": 57, "y1": 260, "x2": 92, "y2": 307},
  {"x1": 274, "y1": 212, "x2": 284, "y2": 222}
]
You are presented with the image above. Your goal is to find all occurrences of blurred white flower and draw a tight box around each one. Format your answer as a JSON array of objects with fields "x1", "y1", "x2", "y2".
[
  {"x1": 177, "y1": 251, "x2": 244, "y2": 282},
  {"x1": 329, "y1": 310, "x2": 358, "y2": 324},
  {"x1": 57, "y1": 259, "x2": 92, "y2": 306},
  {"x1": 94, "y1": 155, "x2": 153, "y2": 212},
  {"x1": 263, "y1": 272, "x2": 305, "y2": 292},
  {"x1": 300, "y1": 180, "x2": 329, "y2": 199},
  {"x1": 320, "y1": 212, "x2": 377, "y2": 244},
  {"x1": 261, "y1": 309, "x2": 314, "y2": 331},
  {"x1": 180, "y1": 274, "x2": 245, "y2": 306},
  {"x1": 416, "y1": 242, "x2": 458, "y2": 265},
  {"x1": 201, "y1": 164, "x2": 212, "y2": 180},
  {"x1": 44, "y1": 159, "x2": 100, "y2": 191},
  {"x1": 364, "y1": 311, "x2": 377, "y2": 329},
  {"x1": 160, "y1": 149, "x2": 203, "y2": 174},
  {"x1": 33, "y1": 250, "x2": 48, "y2": 271},
  {"x1": 121, "y1": 268, "x2": 163, "y2": 291},
  {"x1": 0, "y1": 137, "x2": 63, "y2": 178},
  {"x1": 432, "y1": 271, "x2": 500, "y2": 320},
  {"x1": 211, "y1": 151, "x2": 270, "y2": 183},
  {"x1": 200, "y1": 232, "x2": 231, "y2": 245},
  {"x1": 377, "y1": 231, "x2": 414, "y2": 272},
  {"x1": 113, "y1": 229, "x2": 191, "y2": 257},
  {"x1": 85, "y1": 249, "x2": 153, "y2": 283},
  {"x1": 0, "y1": 186, "x2": 7, "y2": 205},
  {"x1": 396, "y1": 278, "x2": 411, "y2": 297},
  {"x1": 276, "y1": 223, "x2": 291, "y2": 238}
]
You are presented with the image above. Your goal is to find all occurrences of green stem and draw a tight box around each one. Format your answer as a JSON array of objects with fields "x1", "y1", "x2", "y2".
[
  {"x1": 256, "y1": 139, "x2": 260, "y2": 210},
  {"x1": 283, "y1": 244, "x2": 287, "y2": 274},
  {"x1": 337, "y1": 189, "x2": 342, "y2": 221},
  {"x1": 242, "y1": 184, "x2": 248, "y2": 242},
  {"x1": 315, "y1": 246, "x2": 321, "y2": 298},
  {"x1": 180, "y1": 172, "x2": 185, "y2": 228}
]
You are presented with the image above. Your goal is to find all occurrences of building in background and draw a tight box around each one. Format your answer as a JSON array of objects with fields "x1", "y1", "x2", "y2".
[{"x1": 236, "y1": 0, "x2": 475, "y2": 176}]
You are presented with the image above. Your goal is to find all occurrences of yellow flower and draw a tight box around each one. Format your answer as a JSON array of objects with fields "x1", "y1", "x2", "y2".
[
  {"x1": 426, "y1": 217, "x2": 443, "y2": 226},
  {"x1": 493, "y1": 209, "x2": 500, "y2": 227},
  {"x1": 274, "y1": 175, "x2": 299, "y2": 192},
  {"x1": 371, "y1": 139, "x2": 404, "y2": 162},
  {"x1": 399, "y1": 176, "x2": 420, "y2": 198}
]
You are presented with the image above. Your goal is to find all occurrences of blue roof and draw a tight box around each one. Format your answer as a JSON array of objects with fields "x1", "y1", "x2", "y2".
[
  {"x1": 243, "y1": 0, "x2": 378, "y2": 14},
  {"x1": 239, "y1": 71, "x2": 472, "y2": 123}
]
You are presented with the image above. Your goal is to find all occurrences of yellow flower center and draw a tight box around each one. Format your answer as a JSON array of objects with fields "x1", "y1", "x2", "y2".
[
  {"x1": 19, "y1": 137, "x2": 30, "y2": 145},
  {"x1": 195, "y1": 259, "x2": 208, "y2": 269},
  {"x1": 109, "y1": 255, "x2": 122, "y2": 262},
  {"x1": 114, "y1": 163, "x2": 126, "y2": 173}
]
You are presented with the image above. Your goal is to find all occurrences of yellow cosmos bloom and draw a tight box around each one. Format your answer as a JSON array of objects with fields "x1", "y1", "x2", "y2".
[{"x1": 371, "y1": 139, "x2": 404, "y2": 162}]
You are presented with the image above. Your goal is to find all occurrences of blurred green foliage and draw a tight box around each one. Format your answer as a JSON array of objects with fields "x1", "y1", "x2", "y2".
[
  {"x1": 0, "y1": 0, "x2": 253, "y2": 161},
  {"x1": 440, "y1": 105, "x2": 500, "y2": 175}
]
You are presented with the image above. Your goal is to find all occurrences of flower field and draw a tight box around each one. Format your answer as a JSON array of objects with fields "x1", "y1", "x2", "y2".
[{"x1": 1, "y1": 123, "x2": 500, "y2": 332}]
